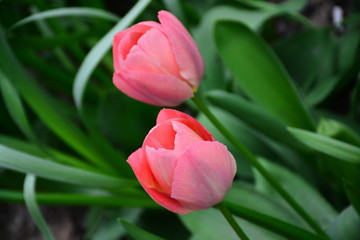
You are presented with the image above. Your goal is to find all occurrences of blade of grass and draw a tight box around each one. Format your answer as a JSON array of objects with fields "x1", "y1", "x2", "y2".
[
  {"x1": 0, "y1": 69, "x2": 35, "y2": 142},
  {"x1": 73, "y1": 0, "x2": 152, "y2": 109},
  {"x1": 0, "y1": 189, "x2": 159, "y2": 208},
  {"x1": 23, "y1": 174, "x2": 55, "y2": 240},
  {"x1": 0, "y1": 144, "x2": 137, "y2": 189}
]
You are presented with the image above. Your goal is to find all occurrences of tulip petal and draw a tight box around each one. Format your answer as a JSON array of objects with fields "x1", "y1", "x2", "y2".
[
  {"x1": 113, "y1": 70, "x2": 193, "y2": 106},
  {"x1": 158, "y1": 11, "x2": 204, "y2": 87},
  {"x1": 171, "y1": 121, "x2": 203, "y2": 153},
  {"x1": 145, "y1": 188, "x2": 192, "y2": 215},
  {"x1": 171, "y1": 141, "x2": 236, "y2": 211},
  {"x1": 145, "y1": 146, "x2": 177, "y2": 193},
  {"x1": 128, "y1": 148, "x2": 190, "y2": 214},
  {"x1": 143, "y1": 120, "x2": 176, "y2": 150},
  {"x1": 157, "y1": 109, "x2": 214, "y2": 141},
  {"x1": 113, "y1": 23, "x2": 152, "y2": 72},
  {"x1": 135, "y1": 27, "x2": 181, "y2": 78},
  {"x1": 127, "y1": 148, "x2": 162, "y2": 191}
]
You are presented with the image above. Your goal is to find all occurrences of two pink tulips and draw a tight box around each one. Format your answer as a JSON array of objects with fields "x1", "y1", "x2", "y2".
[{"x1": 113, "y1": 11, "x2": 236, "y2": 214}]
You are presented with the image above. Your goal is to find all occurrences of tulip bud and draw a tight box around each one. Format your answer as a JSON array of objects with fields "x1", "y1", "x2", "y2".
[
  {"x1": 127, "y1": 109, "x2": 236, "y2": 214},
  {"x1": 112, "y1": 11, "x2": 204, "y2": 106}
]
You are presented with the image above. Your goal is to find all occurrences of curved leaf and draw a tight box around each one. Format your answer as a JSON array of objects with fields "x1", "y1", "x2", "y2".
[
  {"x1": 288, "y1": 127, "x2": 360, "y2": 164},
  {"x1": 215, "y1": 20, "x2": 315, "y2": 130},
  {"x1": 0, "y1": 144, "x2": 137, "y2": 189},
  {"x1": 8, "y1": 7, "x2": 120, "y2": 32},
  {"x1": 24, "y1": 174, "x2": 55, "y2": 240}
]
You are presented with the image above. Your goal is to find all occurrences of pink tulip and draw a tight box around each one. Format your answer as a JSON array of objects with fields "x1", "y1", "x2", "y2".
[
  {"x1": 112, "y1": 10, "x2": 204, "y2": 106},
  {"x1": 127, "y1": 109, "x2": 237, "y2": 214}
]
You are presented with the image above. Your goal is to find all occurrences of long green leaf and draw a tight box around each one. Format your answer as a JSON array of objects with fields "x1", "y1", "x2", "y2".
[
  {"x1": 215, "y1": 21, "x2": 315, "y2": 130},
  {"x1": 206, "y1": 90, "x2": 308, "y2": 152},
  {"x1": 24, "y1": 174, "x2": 55, "y2": 240},
  {"x1": 0, "y1": 25, "x2": 118, "y2": 175},
  {"x1": 0, "y1": 135, "x2": 98, "y2": 171},
  {"x1": 73, "y1": 0, "x2": 152, "y2": 109},
  {"x1": 120, "y1": 220, "x2": 165, "y2": 240},
  {"x1": 7, "y1": 7, "x2": 120, "y2": 32},
  {"x1": 0, "y1": 70, "x2": 35, "y2": 141},
  {"x1": 254, "y1": 158, "x2": 338, "y2": 228},
  {"x1": 224, "y1": 201, "x2": 326, "y2": 240},
  {"x1": 0, "y1": 144, "x2": 137, "y2": 189},
  {"x1": 0, "y1": 189, "x2": 158, "y2": 208},
  {"x1": 288, "y1": 127, "x2": 360, "y2": 164}
]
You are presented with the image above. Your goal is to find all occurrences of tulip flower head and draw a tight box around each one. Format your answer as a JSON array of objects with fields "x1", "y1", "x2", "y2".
[
  {"x1": 112, "y1": 11, "x2": 204, "y2": 106},
  {"x1": 127, "y1": 109, "x2": 237, "y2": 214}
]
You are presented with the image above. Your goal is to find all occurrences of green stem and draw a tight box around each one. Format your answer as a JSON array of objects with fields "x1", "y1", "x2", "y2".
[
  {"x1": 217, "y1": 202, "x2": 250, "y2": 240},
  {"x1": 192, "y1": 95, "x2": 328, "y2": 238}
]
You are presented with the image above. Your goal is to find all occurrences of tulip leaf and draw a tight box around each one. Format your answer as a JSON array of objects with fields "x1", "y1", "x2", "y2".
[
  {"x1": 85, "y1": 208, "x2": 142, "y2": 240},
  {"x1": 225, "y1": 182, "x2": 307, "y2": 228},
  {"x1": 254, "y1": 158, "x2": 338, "y2": 228},
  {"x1": 223, "y1": 201, "x2": 325, "y2": 240},
  {"x1": 0, "y1": 144, "x2": 137, "y2": 189},
  {"x1": 119, "y1": 220, "x2": 165, "y2": 240},
  {"x1": 288, "y1": 127, "x2": 360, "y2": 164},
  {"x1": 23, "y1": 174, "x2": 55, "y2": 240},
  {"x1": 206, "y1": 90, "x2": 307, "y2": 152},
  {"x1": 73, "y1": 0, "x2": 151, "y2": 109},
  {"x1": 326, "y1": 206, "x2": 360, "y2": 240},
  {"x1": 214, "y1": 20, "x2": 315, "y2": 130},
  {"x1": 7, "y1": 7, "x2": 120, "y2": 32}
]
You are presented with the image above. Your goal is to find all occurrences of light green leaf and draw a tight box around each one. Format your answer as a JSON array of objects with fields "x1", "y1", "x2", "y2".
[
  {"x1": 326, "y1": 206, "x2": 360, "y2": 240},
  {"x1": 85, "y1": 208, "x2": 142, "y2": 240},
  {"x1": 254, "y1": 158, "x2": 338, "y2": 228},
  {"x1": 215, "y1": 21, "x2": 315, "y2": 130},
  {"x1": 119, "y1": 220, "x2": 165, "y2": 240},
  {"x1": 0, "y1": 144, "x2": 137, "y2": 189},
  {"x1": 73, "y1": 0, "x2": 152, "y2": 109},
  {"x1": 288, "y1": 127, "x2": 360, "y2": 164},
  {"x1": 317, "y1": 118, "x2": 360, "y2": 147},
  {"x1": 24, "y1": 174, "x2": 55, "y2": 240},
  {"x1": 226, "y1": 182, "x2": 307, "y2": 229},
  {"x1": 180, "y1": 208, "x2": 284, "y2": 240},
  {"x1": 7, "y1": 7, "x2": 120, "y2": 32}
]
